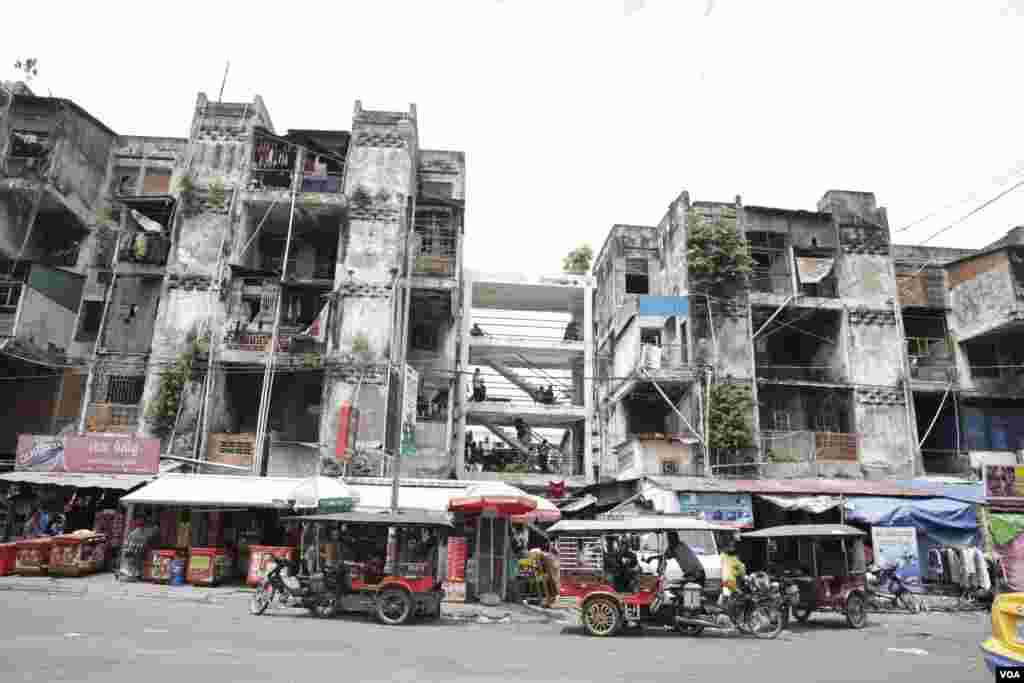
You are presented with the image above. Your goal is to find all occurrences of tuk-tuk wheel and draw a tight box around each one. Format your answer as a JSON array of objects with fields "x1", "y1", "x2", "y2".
[
  {"x1": 581, "y1": 596, "x2": 622, "y2": 637},
  {"x1": 845, "y1": 592, "x2": 868, "y2": 629},
  {"x1": 376, "y1": 588, "x2": 413, "y2": 626}
]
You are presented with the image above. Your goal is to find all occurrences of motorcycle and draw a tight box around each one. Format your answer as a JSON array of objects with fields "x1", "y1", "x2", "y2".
[
  {"x1": 250, "y1": 556, "x2": 348, "y2": 618},
  {"x1": 865, "y1": 563, "x2": 922, "y2": 613},
  {"x1": 670, "y1": 571, "x2": 786, "y2": 639}
]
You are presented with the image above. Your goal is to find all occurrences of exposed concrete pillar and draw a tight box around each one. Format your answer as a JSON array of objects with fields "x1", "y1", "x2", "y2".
[
  {"x1": 583, "y1": 280, "x2": 595, "y2": 482},
  {"x1": 454, "y1": 271, "x2": 472, "y2": 476}
]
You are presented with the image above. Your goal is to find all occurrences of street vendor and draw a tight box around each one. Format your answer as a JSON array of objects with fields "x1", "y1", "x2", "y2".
[{"x1": 529, "y1": 544, "x2": 560, "y2": 608}]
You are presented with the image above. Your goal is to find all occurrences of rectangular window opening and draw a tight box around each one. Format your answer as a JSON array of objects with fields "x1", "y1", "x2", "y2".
[
  {"x1": 76, "y1": 300, "x2": 104, "y2": 342},
  {"x1": 625, "y1": 258, "x2": 649, "y2": 295},
  {"x1": 105, "y1": 375, "x2": 145, "y2": 405}
]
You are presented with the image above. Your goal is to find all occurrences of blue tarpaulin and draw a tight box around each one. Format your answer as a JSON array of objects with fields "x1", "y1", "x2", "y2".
[
  {"x1": 890, "y1": 480, "x2": 986, "y2": 505},
  {"x1": 638, "y1": 296, "x2": 689, "y2": 317},
  {"x1": 844, "y1": 496, "x2": 979, "y2": 547}
]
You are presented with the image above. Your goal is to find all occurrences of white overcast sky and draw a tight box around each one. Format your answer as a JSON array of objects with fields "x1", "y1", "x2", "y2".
[{"x1": 5, "y1": 1, "x2": 1024, "y2": 274}]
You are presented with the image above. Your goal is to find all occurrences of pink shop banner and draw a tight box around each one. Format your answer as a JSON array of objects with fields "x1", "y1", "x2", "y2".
[{"x1": 16, "y1": 433, "x2": 160, "y2": 475}]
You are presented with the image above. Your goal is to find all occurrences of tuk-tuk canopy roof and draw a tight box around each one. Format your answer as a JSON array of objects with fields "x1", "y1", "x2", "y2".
[
  {"x1": 286, "y1": 509, "x2": 453, "y2": 529},
  {"x1": 548, "y1": 516, "x2": 731, "y2": 536},
  {"x1": 742, "y1": 524, "x2": 866, "y2": 539}
]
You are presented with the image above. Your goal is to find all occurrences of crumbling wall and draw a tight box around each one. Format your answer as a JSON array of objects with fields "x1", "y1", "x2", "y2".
[
  {"x1": 844, "y1": 307, "x2": 903, "y2": 387},
  {"x1": 854, "y1": 392, "x2": 914, "y2": 478},
  {"x1": 50, "y1": 108, "x2": 116, "y2": 220},
  {"x1": 102, "y1": 277, "x2": 161, "y2": 353}
]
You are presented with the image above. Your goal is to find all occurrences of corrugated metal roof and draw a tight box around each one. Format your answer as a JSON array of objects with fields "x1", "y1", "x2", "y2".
[
  {"x1": 647, "y1": 476, "x2": 953, "y2": 499},
  {"x1": 0, "y1": 471, "x2": 152, "y2": 491},
  {"x1": 285, "y1": 510, "x2": 453, "y2": 528},
  {"x1": 743, "y1": 524, "x2": 866, "y2": 539},
  {"x1": 549, "y1": 517, "x2": 732, "y2": 535}
]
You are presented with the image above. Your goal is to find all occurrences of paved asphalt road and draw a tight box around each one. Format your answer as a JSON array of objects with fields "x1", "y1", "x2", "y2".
[{"x1": 0, "y1": 591, "x2": 993, "y2": 683}]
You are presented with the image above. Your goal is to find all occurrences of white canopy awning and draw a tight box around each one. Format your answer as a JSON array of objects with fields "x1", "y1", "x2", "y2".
[{"x1": 120, "y1": 474, "x2": 304, "y2": 508}]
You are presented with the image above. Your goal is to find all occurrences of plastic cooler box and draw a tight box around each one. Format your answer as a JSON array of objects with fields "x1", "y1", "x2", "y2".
[
  {"x1": 187, "y1": 548, "x2": 226, "y2": 586},
  {"x1": 49, "y1": 534, "x2": 108, "y2": 577},
  {"x1": 246, "y1": 546, "x2": 296, "y2": 587},
  {"x1": 143, "y1": 549, "x2": 185, "y2": 583},
  {"x1": 15, "y1": 538, "x2": 54, "y2": 576},
  {"x1": 0, "y1": 543, "x2": 16, "y2": 576}
]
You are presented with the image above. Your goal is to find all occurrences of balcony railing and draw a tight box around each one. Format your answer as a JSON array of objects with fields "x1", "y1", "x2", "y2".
[
  {"x1": 908, "y1": 338, "x2": 956, "y2": 382},
  {"x1": 0, "y1": 282, "x2": 22, "y2": 336},
  {"x1": 224, "y1": 331, "x2": 324, "y2": 354},
  {"x1": 86, "y1": 402, "x2": 140, "y2": 433},
  {"x1": 755, "y1": 362, "x2": 842, "y2": 383},
  {"x1": 119, "y1": 233, "x2": 170, "y2": 266},
  {"x1": 412, "y1": 237, "x2": 456, "y2": 277}
]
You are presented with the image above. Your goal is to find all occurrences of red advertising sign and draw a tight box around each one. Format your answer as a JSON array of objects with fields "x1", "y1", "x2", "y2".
[{"x1": 17, "y1": 433, "x2": 161, "y2": 474}]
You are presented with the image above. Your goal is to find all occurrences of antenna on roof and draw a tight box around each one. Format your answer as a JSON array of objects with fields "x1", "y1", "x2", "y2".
[{"x1": 218, "y1": 61, "x2": 230, "y2": 103}]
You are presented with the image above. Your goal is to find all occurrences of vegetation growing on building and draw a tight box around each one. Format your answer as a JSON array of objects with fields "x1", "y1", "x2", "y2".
[
  {"x1": 147, "y1": 331, "x2": 206, "y2": 437},
  {"x1": 707, "y1": 380, "x2": 754, "y2": 453},
  {"x1": 207, "y1": 178, "x2": 226, "y2": 211},
  {"x1": 686, "y1": 209, "x2": 753, "y2": 287}
]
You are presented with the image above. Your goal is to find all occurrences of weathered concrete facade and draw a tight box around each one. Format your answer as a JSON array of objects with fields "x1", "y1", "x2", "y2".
[
  {"x1": 594, "y1": 190, "x2": 917, "y2": 482},
  {"x1": 896, "y1": 229, "x2": 1024, "y2": 478}
]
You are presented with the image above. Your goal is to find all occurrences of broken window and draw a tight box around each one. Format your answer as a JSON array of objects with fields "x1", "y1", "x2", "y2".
[
  {"x1": 625, "y1": 259, "x2": 650, "y2": 294},
  {"x1": 106, "y1": 375, "x2": 145, "y2": 405},
  {"x1": 75, "y1": 300, "x2": 104, "y2": 342}
]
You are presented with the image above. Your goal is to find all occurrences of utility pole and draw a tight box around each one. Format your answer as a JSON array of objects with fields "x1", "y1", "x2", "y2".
[{"x1": 391, "y1": 195, "x2": 416, "y2": 512}]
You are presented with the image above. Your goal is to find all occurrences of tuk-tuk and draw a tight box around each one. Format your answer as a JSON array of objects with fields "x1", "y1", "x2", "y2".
[
  {"x1": 741, "y1": 524, "x2": 869, "y2": 629},
  {"x1": 548, "y1": 516, "x2": 782, "y2": 638},
  {"x1": 252, "y1": 509, "x2": 451, "y2": 625},
  {"x1": 981, "y1": 593, "x2": 1024, "y2": 672}
]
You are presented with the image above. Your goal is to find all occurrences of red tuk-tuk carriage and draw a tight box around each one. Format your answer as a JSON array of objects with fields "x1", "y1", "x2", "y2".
[
  {"x1": 251, "y1": 510, "x2": 451, "y2": 625},
  {"x1": 548, "y1": 517, "x2": 784, "y2": 638},
  {"x1": 741, "y1": 524, "x2": 869, "y2": 629}
]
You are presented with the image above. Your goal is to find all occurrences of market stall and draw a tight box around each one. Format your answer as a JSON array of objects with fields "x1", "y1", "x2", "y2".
[
  {"x1": 447, "y1": 483, "x2": 537, "y2": 605},
  {"x1": 118, "y1": 474, "x2": 358, "y2": 588}
]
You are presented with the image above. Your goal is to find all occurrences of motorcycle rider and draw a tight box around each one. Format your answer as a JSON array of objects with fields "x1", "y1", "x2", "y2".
[{"x1": 663, "y1": 531, "x2": 706, "y2": 588}]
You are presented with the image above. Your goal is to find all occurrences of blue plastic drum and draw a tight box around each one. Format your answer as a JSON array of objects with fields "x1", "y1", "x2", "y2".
[{"x1": 170, "y1": 559, "x2": 186, "y2": 586}]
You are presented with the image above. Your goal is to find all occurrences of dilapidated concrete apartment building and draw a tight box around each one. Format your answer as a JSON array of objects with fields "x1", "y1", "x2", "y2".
[
  {"x1": 0, "y1": 82, "x2": 469, "y2": 480},
  {"x1": 594, "y1": 190, "x2": 1024, "y2": 483},
  {"x1": 1, "y1": 80, "x2": 1021, "y2": 487}
]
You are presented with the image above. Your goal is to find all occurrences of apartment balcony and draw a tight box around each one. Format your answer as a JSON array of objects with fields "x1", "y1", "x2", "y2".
[
  {"x1": 85, "y1": 402, "x2": 141, "y2": 433},
  {"x1": 220, "y1": 330, "x2": 325, "y2": 364},
  {"x1": 462, "y1": 396, "x2": 586, "y2": 429},
  {"x1": 116, "y1": 233, "x2": 170, "y2": 273},
  {"x1": 469, "y1": 332, "x2": 584, "y2": 369},
  {"x1": 907, "y1": 336, "x2": 956, "y2": 384},
  {"x1": 755, "y1": 361, "x2": 844, "y2": 385}
]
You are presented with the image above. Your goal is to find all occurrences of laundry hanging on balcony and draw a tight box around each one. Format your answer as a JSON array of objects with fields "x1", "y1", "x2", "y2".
[
  {"x1": 796, "y1": 257, "x2": 834, "y2": 284},
  {"x1": 300, "y1": 303, "x2": 329, "y2": 343},
  {"x1": 130, "y1": 209, "x2": 164, "y2": 233}
]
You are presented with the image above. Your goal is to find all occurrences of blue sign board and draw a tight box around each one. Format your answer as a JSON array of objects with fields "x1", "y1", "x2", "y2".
[
  {"x1": 638, "y1": 295, "x2": 689, "y2": 318},
  {"x1": 677, "y1": 492, "x2": 754, "y2": 528}
]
